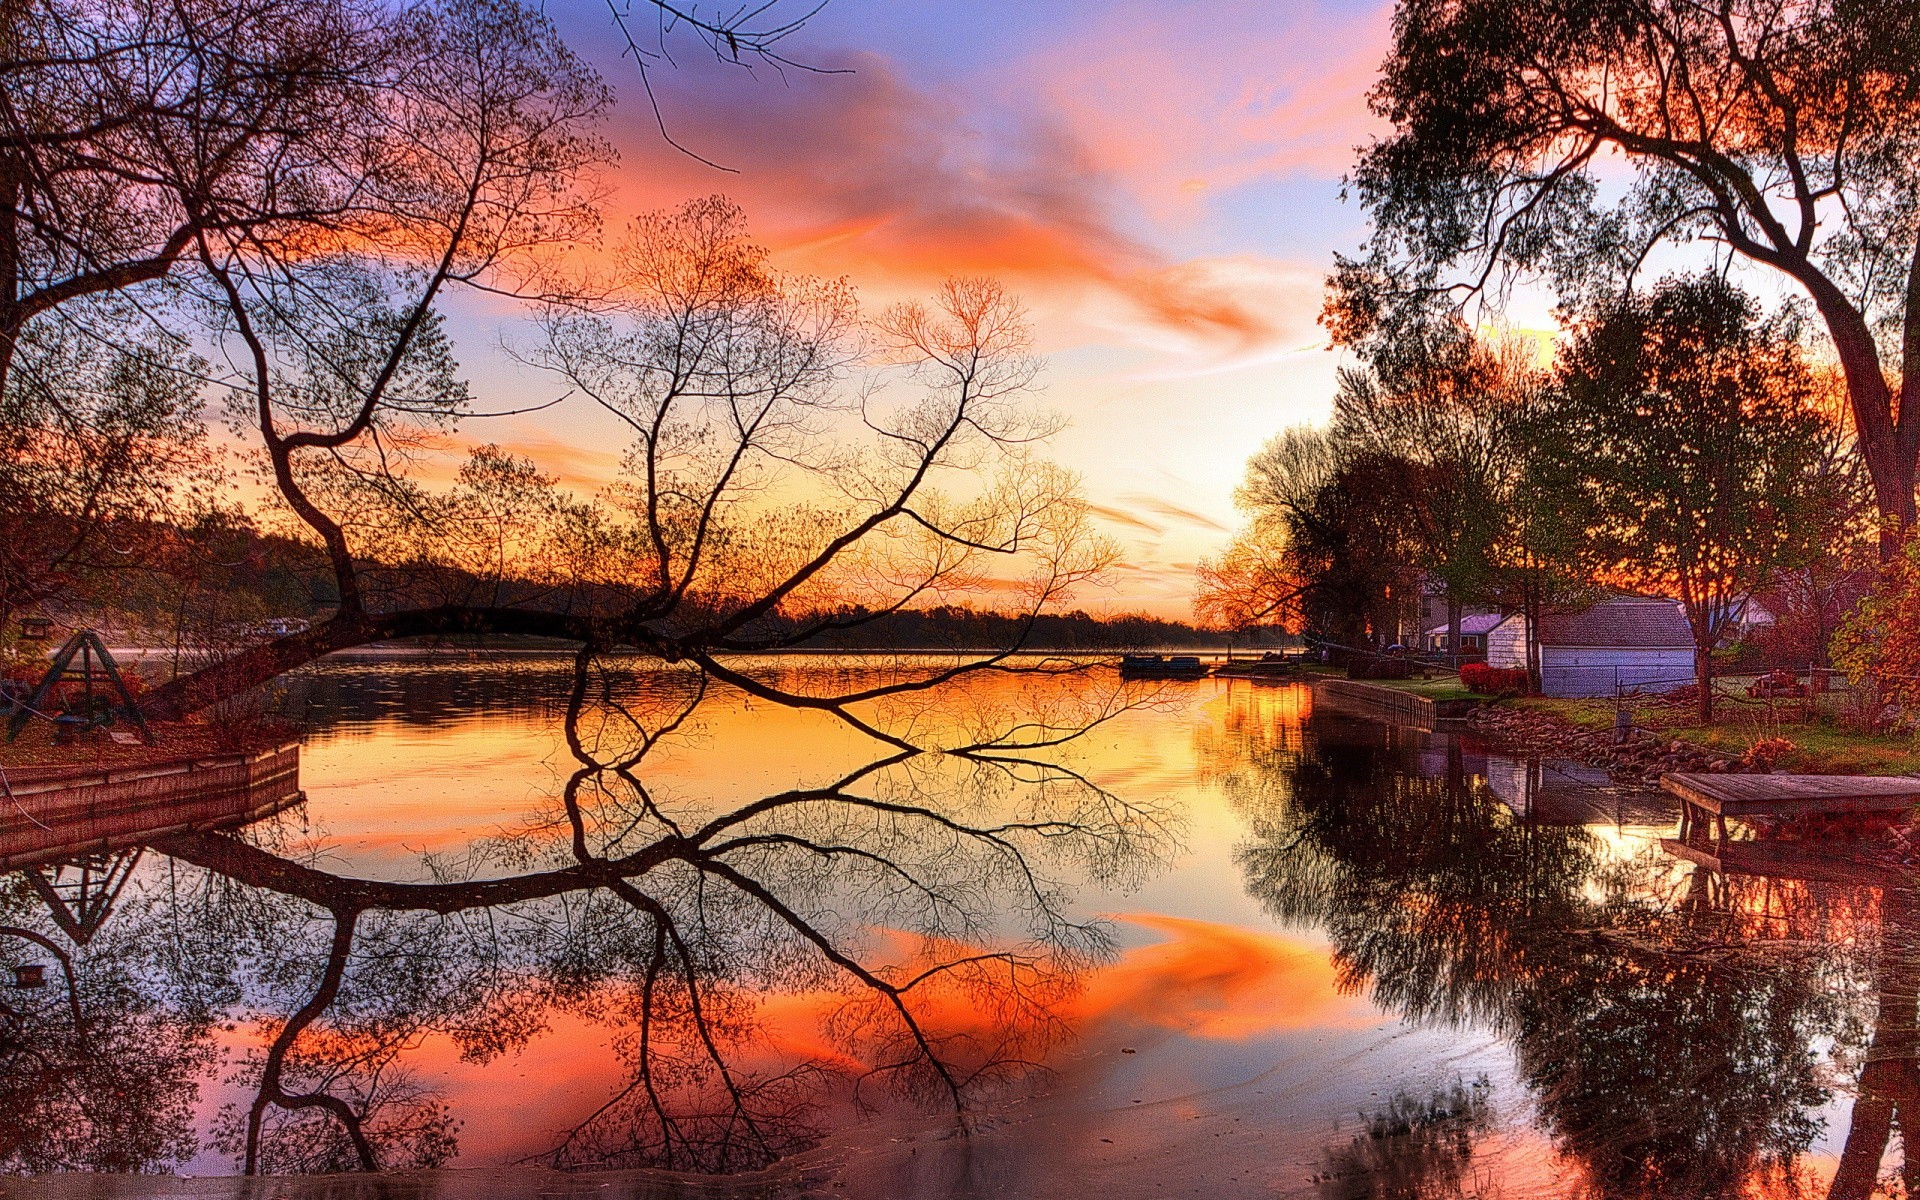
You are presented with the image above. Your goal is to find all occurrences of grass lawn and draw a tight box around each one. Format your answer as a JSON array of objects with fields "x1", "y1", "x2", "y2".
[
  {"x1": 1512, "y1": 690, "x2": 1920, "y2": 776},
  {"x1": 1300, "y1": 665, "x2": 1497, "y2": 703}
]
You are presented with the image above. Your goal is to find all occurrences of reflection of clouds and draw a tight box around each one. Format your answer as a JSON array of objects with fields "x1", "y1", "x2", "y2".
[
  {"x1": 1074, "y1": 914, "x2": 1374, "y2": 1041},
  {"x1": 366, "y1": 910, "x2": 1379, "y2": 1158}
]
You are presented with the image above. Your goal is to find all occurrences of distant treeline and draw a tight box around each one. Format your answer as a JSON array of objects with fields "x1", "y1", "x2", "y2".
[
  {"x1": 9, "y1": 510, "x2": 1234, "y2": 653},
  {"x1": 762, "y1": 606, "x2": 1259, "y2": 651}
]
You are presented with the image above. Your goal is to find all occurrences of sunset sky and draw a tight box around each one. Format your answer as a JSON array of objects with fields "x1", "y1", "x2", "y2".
[{"x1": 447, "y1": 0, "x2": 1401, "y2": 619}]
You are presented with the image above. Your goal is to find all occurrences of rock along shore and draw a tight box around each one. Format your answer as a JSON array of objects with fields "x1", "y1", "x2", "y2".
[{"x1": 1463, "y1": 703, "x2": 1788, "y2": 785}]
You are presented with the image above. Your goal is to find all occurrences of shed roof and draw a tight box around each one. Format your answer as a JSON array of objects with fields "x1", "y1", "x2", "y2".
[
  {"x1": 1533, "y1": 598, "x2": 1694, "y2": 649},
  {"x1": 1425, "y1": 613, "x2": 1506, "y2": 637}
]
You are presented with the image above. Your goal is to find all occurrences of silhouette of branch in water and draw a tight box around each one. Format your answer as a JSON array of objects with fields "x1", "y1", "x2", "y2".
[
  {"x1": 243, "y1": 914, "x2": 375, "y2": 1173},
  {"x1": 136, "y1": 650, "x2": 1177, "y2": 1175}
]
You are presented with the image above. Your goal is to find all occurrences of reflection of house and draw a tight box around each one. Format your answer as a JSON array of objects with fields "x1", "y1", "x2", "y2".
[
  {"x1": 1482, "y1": 754, "x2": 1676, "y2": 826},
  {"x1": 1423, "y1": 612, "x2": 1503, "y2": 657},
  {"x1": 1486, "y1": 596, "x2": 1695, "y2": 698}
]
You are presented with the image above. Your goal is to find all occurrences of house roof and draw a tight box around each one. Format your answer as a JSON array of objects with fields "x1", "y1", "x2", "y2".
[
  {"x1": 1530, "y1": 598, "x2": 1694, "y2": 649},
  {"x1": 1425, "y1": 613, "x2": 1506, "y2": 637}
]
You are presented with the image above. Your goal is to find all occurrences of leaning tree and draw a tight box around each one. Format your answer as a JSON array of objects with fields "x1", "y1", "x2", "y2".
[
  {"x1": 137, "y1": 195, "x2": 1113, "y2": 737},
  {"x1": 0, "y1": 0, "x2": 828, "y2": 646},
  {"x1": 1329, "y1": 0, "x2": 1920, "y2": 552}
]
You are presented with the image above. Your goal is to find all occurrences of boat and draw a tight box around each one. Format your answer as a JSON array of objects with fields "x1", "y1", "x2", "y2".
[
  {"x1": 1214, "y1": 653, "x2": 1295, "y2": 680},
  {"x1": 1119, "y1": 654, "x2": 1211, "y2": 679}
]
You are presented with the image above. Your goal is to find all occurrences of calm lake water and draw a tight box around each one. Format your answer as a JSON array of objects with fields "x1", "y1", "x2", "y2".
[{"x1": 2, "y1": 655, "x2": 1908, "y2": 1198}]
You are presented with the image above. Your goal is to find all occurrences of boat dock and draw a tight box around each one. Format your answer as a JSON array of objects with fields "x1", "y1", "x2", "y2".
[
  {"x1": 0, "y1": 742, "x2": 304, "y2": 870},
  {"x1": 1659, "y1": 836, "x2": 1895, "y2": 887},
  {"x1": 1660, "y1": 771, "x2": 1920, "y2": 850}
]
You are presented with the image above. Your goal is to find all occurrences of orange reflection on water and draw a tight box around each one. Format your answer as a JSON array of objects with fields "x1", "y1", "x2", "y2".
[{"x1": 1076, "y1": 914, "x2": 1375, "y2": 1042}]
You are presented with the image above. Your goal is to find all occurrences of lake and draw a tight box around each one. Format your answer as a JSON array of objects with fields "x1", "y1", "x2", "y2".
[{"x1": 0, "y1": 655, "x2": 1905, "y2": 1198}]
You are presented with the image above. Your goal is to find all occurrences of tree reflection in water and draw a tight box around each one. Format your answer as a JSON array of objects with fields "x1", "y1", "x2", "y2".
[
  {"x1": 15, "y1": 675, "x2": 1920, "y2": 1194},
  {"x1": 1229, "y1": 707, "x2": 1893, "y2": 1199},
  {"x1": 0, "y1": 652, "x2": 1175, "y2": 1176}
]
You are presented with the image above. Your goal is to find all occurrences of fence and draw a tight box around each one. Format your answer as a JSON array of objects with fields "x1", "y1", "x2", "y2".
[{"x1": 1538, "y1": 666, "x2": 1695, "y2": 699}]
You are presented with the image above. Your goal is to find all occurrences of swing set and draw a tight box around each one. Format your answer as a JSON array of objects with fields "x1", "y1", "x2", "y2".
[{"x1": 3, "y1": 628, "x2": 153, "y2": 745}]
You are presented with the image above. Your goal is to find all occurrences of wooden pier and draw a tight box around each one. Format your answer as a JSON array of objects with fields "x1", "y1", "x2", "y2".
[
  {"x1": 1660, "y1": 771, "x2": 1920, "y2": 851},
  {"x1": 0, "y1": 742, "x2": 303, "y2": 870}
]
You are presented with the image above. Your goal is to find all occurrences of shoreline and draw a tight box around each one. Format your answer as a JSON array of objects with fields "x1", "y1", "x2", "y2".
[{"x1": 1465, "y1": 703, "x2": 1804, "y2": 785}]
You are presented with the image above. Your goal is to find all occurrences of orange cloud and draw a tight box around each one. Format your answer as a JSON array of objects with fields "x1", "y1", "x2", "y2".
[
  {"x1": 594, "y1": 52, "x2": 1326, "y2": 357},
  {"x1": 1122, "y1": 495, "x2": 1231, "y2": 533},
  {"x1": 1087, "y1": 502, "x2": 1166, "y2": 537}
]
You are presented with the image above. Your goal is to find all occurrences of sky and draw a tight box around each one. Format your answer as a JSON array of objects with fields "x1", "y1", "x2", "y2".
[{"x1": 443, "y1": 0, "x2": 1399, "y2": 619}]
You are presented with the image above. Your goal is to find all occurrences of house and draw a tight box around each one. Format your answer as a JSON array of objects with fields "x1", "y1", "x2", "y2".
[
  {"x1": 1423, "y1": 612, "x2": 1504, "y2": 657},
  {"x1": 1486, "y1": 596, "x2": 1696, "y2": 698},
  {"x1": 1725, "y1": 595, "x2": 1777, "y2": 641}
]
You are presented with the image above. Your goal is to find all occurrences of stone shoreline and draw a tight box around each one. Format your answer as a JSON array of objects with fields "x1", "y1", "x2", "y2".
[{"x1": 1464, "y1": 703, "x2": 1787, "y2": 785}]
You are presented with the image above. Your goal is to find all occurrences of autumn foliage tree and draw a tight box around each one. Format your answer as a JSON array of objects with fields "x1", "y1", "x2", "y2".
[
  {"x1": 1539, "y1": 276, "x2": 1840, "y2": 721},
  {"x1": 1198, "y1": 330, "x2": 1535, "y2": 657},
  {"x1": 1331, "y1": 0, "x2": 1920, "y2": 553},
  {"x1": 1832, "y1": 536, "x2": 1920, "y2": 716}
]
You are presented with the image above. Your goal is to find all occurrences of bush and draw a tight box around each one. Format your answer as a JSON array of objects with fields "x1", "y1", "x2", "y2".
[
  {"x1": 1460, "y1": 662, "x2": 1530, "y2": 695},
  {"x1": 1835, "y1": 534, "x2": 1920, "y2": 708}
]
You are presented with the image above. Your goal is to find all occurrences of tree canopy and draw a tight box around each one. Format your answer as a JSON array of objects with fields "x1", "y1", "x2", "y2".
[
  {"x1": 1330, "y1": 0, "x2": 1920, "y2": 547},
  {"x1": 1542, "y1": 274, "x2": 1840, "y2": 718}
]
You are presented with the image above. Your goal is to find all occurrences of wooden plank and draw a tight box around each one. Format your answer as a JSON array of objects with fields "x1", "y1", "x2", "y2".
[{"x1": 1661, "y1": 772, "x2": 1920, "y2": 816}]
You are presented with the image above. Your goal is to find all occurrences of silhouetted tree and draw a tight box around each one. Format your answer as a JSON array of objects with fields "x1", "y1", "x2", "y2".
[{"x1": 1329, "y1": 0, "x2": 1920, "y2": 551}]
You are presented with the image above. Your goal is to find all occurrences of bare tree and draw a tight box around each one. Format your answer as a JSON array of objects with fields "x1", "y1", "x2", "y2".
[{"x1": 143, "y1": 199, "x2": 1113, "y2": 736}]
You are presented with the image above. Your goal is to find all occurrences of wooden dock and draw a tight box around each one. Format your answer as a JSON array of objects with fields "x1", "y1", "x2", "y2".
[
  {"x1": 1660, "y1": 771, "x2": 1920, "y2": 849},
  {"x1": 0, "y1": 742, "x2": 304, "y2": 870}
]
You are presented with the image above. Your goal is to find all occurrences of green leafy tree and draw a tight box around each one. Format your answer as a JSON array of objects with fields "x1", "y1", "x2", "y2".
[
  {"x1": 1545, "y1": 276, "x2": 1837, "y2": 721},
  {"x1": 1199, "y1": 426, "x2": 1421, "y2": 649},
  {"x1": 1330, "y1": 0, "x2": 1920, "y2": 552}
]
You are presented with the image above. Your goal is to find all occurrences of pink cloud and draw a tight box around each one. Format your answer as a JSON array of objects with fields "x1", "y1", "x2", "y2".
[
  {"x1": 589, "y1": 50, "x2": 1331, "y2": 357},
  {"x1": 1010, "y1": 1, "x2": 1392, "y2": 219}
]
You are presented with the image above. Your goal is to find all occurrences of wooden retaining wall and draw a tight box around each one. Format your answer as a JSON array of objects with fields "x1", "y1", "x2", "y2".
[
  {"x1": 0, "y1": 742, "x2": 303, "y2": 869},
  {"x1": 1311, "y1": 679, "x2": 1437, "y2": 729}
]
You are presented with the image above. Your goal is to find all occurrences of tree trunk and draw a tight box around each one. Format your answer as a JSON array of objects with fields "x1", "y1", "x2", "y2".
[
  {"x1": 1447, "y1": 595, "x2": 1463, "y2": 669},
  {"x1": 1828, "y1": 885, "x2": 1920, "y2": 1200},
  {"x1": 1524, "y1": 586, "x2": 1543, "y2": 694},
  {"x1": 139, "y1": 605, "x2": 610, "y2": 720},
  {"x1": 1805, "y1": 275, "x2": 1916, "y2": 560}
]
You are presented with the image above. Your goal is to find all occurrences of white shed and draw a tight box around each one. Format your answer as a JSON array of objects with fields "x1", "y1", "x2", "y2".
[{"x1": 1485, "y1": 597, "x2": 1696, "y2": 698}]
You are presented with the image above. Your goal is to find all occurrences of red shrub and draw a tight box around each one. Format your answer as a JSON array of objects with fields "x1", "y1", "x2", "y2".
[{"x1": 1461, "y1": 662, "x2": 1530, "y2": 695}]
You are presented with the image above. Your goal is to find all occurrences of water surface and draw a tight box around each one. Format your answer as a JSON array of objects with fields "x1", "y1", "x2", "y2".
[{"x1": 1, "y1": 657, "x2": 1906, "y2": 1198}]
